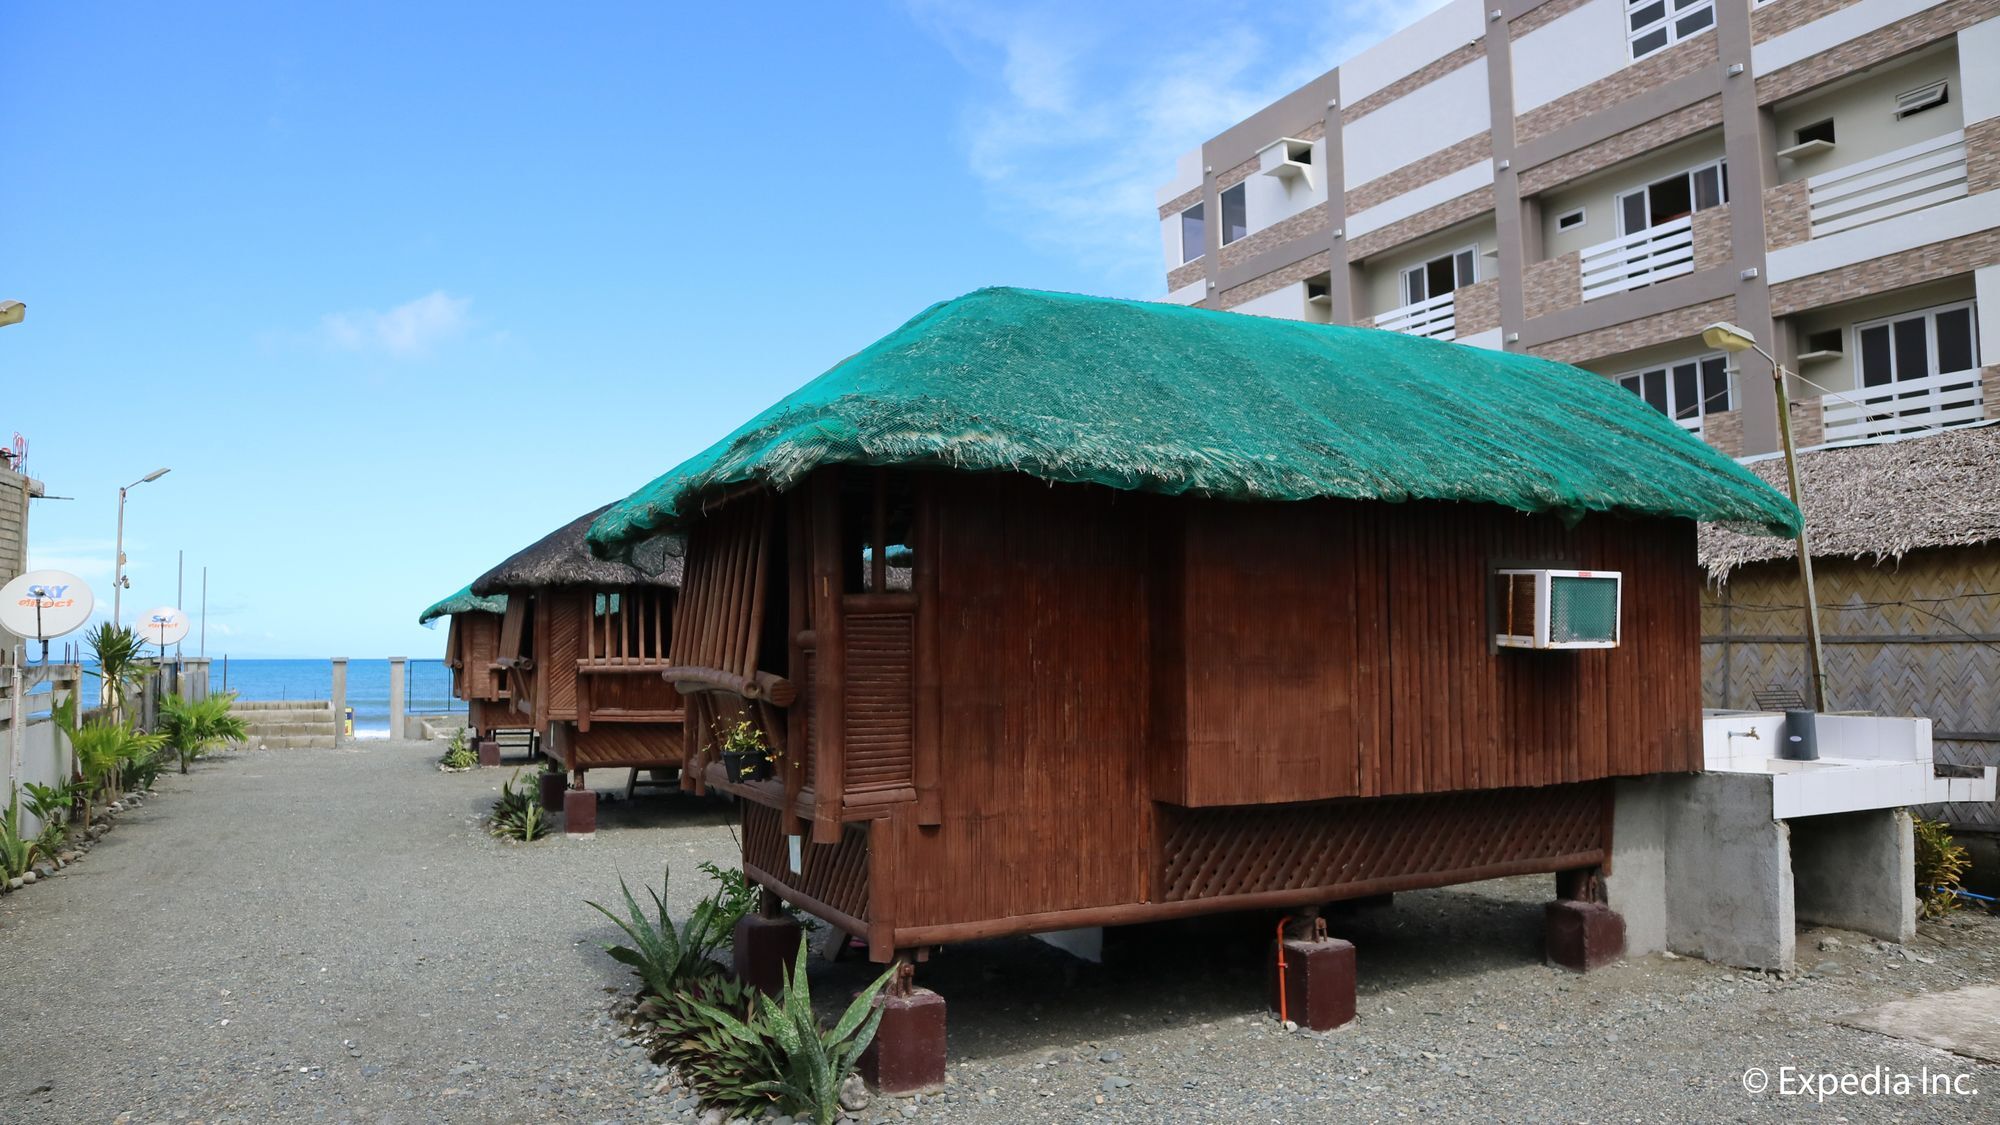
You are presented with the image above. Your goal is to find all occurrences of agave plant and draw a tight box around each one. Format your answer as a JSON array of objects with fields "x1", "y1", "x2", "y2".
[
  {"x1": 586, "y1": 869, "x2": 732, "y2": 1001},
  {"x1": 689, "y1": 937, "x2": 895, "y2": 1125},
  {"x1": 439, "y1": 728, "x2": 476, "y2": 770},
  {"x1": 0, "y1": 806, "x2": 38, "y2": 881},
  {"x1": 486, "y1": 770, "x2": 551, "y2": 841},
  {"x1": 646, "y1": 973, "x2": 779, "y2": 1116},
  {"x1": 156, "y1": 693, "x2": 251, "y2": 773}
]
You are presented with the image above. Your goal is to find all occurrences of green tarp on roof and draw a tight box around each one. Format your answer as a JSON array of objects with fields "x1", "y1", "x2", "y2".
[
  {"x1": 417, "y1": 584, "x2": 507, "y2": 626},
  {"x1": 588, "y1": 287, "x2": 1800, "y2": 558}
]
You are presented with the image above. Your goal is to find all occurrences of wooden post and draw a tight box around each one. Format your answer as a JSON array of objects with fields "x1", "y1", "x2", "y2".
[
  {"x1": 811, "y1": 471, "x2": 845, "y2": 843},
  {"x1": 913, "y1": 477, "x2": 942, "y2": 825}
]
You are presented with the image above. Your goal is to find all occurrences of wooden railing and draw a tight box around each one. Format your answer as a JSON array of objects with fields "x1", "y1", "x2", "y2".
[
  {"x1": 580, "y1": 587, "x2": 672, "y2": 670},
  {"x1": 1579, "y1": 215, "x2": 1693, "y2": 301},
  {"x1": 1821, "y1": 368, "x2": 1986, "y2": 443},
  {"x1": 1807, "y1": 129, "x2": 1967, "y2": 238},
  {"x1": 1371, "y1": 291, "x2": 1456, "y2": 340}
]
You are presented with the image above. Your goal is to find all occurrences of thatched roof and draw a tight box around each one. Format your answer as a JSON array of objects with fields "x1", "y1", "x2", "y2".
[
  {"x1": 471, "y1": 504, "x2": 682, "y2": 596},
  {"x1": 1699, "y1": 422, "x2": 2000, "y2": 579},
  {"x1": 588, "y1": 287, "x2": 1799, "y2": 559},
  {"x1": 417, "y1": 584, "x2": 507, "y2": 626}
]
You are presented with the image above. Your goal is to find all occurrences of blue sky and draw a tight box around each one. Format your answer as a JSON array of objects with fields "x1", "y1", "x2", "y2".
[{"x1": 4, "y1": 0, "x2": 1439, "y2": 658}]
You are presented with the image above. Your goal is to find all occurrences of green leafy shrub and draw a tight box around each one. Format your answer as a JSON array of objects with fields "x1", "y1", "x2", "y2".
[
  {"x1": 1915, "y1": 816, "x2": 1971, "y2": 918},
  {"x1": 156, "y1": 693, "x2": 250, "y2": 773},
  {"x1": 439, "y1": 727, "x2": 476, "y2": 770},
  {"x1": 486, "y1": 769, "x2": 550, "y2": 841},
  {"x1": 644, "y1": 973, "x2": 779, "y2": 1117},
  {"x1": 55, "y1": 694, "x2": 167, "y2": 819},
  {"x1": 690, "y1": 937, "x2": 894, "y2": 1125},
  {"x1": 0, "y1": 806, "x2": 37, "y2": 880},
  {"x1": 587, "y1": 869, "x2": 731, "y2": 1000}
]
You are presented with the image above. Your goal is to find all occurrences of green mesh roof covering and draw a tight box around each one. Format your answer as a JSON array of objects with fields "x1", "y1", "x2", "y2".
[
  {"x1": 417, "y1": 584, "x2": 507, "y2": 626},
  {"x1": 588, "y1": 287, "x2": 1800, "y2": 557}
]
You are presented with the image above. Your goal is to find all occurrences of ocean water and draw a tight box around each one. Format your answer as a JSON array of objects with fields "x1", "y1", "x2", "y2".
[{"x1": 212, "y1": 658, "x2": 462, "y2": 735}]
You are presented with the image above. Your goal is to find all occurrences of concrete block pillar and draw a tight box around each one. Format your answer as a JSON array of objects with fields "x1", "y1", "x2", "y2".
[
  {"x1": 1666, "y1": 773, "x2": 1795, "y2": 971},
  {"x1": 860, "y1": 967, "x2": 947, "y2": 1096},
  {"x1": 386, "y1": 657, "x2": 406, "y2": 742},
  {"x1": 1268, "y1": 936, "x2": 1357, "y2": 1030},
  {"x1": 1605, "y1": 778, "x2": 1669, "y2": 956},
  {"x1": 329, "y1": 658, "x2": 348, "y2": 747},
  {"x1": 180, "y1": 657, "x2": 211, "y2": 702},
  {"x1": 1791, "y1": 809, "x2": 1916, "y2": 943},
  {"x1": 733, "y1": 908, "x2": 804, "y2": 996}
]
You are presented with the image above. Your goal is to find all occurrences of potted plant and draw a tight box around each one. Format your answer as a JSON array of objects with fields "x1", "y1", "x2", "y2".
[{"x1": 716, "y1": 719, "x2": 777, "y2": 783}]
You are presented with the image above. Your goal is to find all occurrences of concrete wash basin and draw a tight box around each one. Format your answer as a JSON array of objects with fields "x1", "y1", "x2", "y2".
[{"x1": 1700, "y1": 711, "x2": 1996, "y2": 819}]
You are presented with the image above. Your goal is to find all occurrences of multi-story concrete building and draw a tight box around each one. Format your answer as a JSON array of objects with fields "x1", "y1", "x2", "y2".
[{"x1": 1156, "y1": 0, "x2": 2000, "y2": 456}]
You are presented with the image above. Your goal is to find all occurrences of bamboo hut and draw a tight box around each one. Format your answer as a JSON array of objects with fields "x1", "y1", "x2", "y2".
[
  {"x1": 417, "y1": 583, "x2": 519, "y2": 755},
  {"x1": 1700, "y1": 421, "x2": 2000, "y2": 830},
  {"x1": 470, "y1": 505, "x2": 686, "y2": 831},
  {"x1": 586, "y1": 287, "x2": 1798, "y2": 1085}
]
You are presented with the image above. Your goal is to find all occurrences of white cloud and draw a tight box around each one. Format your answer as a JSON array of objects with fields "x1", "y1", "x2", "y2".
[
  {"x1": 321, "y1": 291, "x2": 472, "y2": 358},
  {"x1": 27, "y1": 538, "x2": 118, "y2": 583},
  {"x1": 909, "y1": 0, "x2": 1449, "y2": 291}
]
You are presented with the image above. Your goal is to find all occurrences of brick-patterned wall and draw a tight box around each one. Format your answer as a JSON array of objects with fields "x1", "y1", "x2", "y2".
[
  {"x1": 1348, "y1": 187, "x2": 1494, "y2": 261},
  {"x1": 1522, "y1": 253, "x2": 1582, "y2": 322},
  {"x1": 1752, "y1": 0, "x2": 1865, "y2": 43},
  {"x1": 1769, "y1": 229, "x2": 2000, "y2": 315},
  {"x1": 1218, "y1": 154, "x2": 1260, "y2": 191},
  {"x1": 1517, "y1": 34, "x2": 1717, "y2": 143},
  {"x1": 1219, "y1": 203, "x2": 1330, "y2": 271},
  {"x1": 1692, "y1": 203, "x2": 1733, "y2": 270},
  {"x1": 1703, "y1": 408, "x2": 1745, "y2": 458},
  {"x1": 1348, "y1": 132, "x2": 1493, "y2": 214},
  {"x1": 1157, "y1": 186, "x2": 1202, "y2": 222},
  {"x1": 1345, "y1": 44, "x2": 1487, "y2": 122},
  {"x1": 1456, "y1": 277, "x2": 1501, "y2": 336},
  {"x1": 1518, "y1": 96, "x2": 1722, "y2": 196},
  {"x1": 1530, "y1": 295, "x2": 1736, "y2": 366},
  {"x1": 1168, "y1": 260, "x2": 1205, "y2": 293},
  {"x1": 1788, "y1": 396, "x2": 1825, "y2": 450},
  {"x1": 1512, "y1": 0, "x2": 1592, "y2": 38},
  {"x1": 1985, "y1": 366, "x2": 2000, "y2": 420},
  {"x1": 1756, "y1": 0, "x2": 2000, "y2": 105},
  {"x1": 1968, "y1": 117, "x2": 2000, "y2": 197},
  {"x1": 1216, "y1": 250, "x2": 1332, "y2": 311},
  {"x1": 1763, "y1": 180, "x2": 1811, "y2": 250}
]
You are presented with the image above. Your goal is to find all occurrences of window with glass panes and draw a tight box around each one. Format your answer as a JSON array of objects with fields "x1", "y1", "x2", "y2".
[
  {"x1": 1628, "y1": 0, "x2": 1714, "y2": 61},
  {"x1": 1220, "y1": 184, "x2": 1248, "y2": 246},
  {"x1": 1854, "y1": 303, "x2": 1979, "y2": 387},
  {"x1": 1179, "y1": 202, "x2": 1205, "y2": 264},
  {"x1": 1616, "y1": 354, "x2": 1732, "y2": 433}
]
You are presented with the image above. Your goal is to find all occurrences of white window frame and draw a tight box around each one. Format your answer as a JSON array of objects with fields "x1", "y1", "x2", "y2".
[
  {"x1": 1851, "y1": 300, "x2": 1981, "y2": 387},
  {"x1": 1219, "y1": 183, "x2": 1249, "y2": 247},
  {"x1": 1178, "y1": 201, "x2": 1205, "y2": 265},
  {"x1": 1615, "y1": 352, "x2": 1733, "y2": 434},
  {"x1": 1399, "y1": 245, "x2": 1479, "y2": 306},
  {"x1": 1556, "y1": 208, "x2": 1587, "y2": 232},
  {"x1": 1615, "y1": 158, "x2": 1728, "y2": 237},
  {"x1": 1627, "y1": 0, "x2": 1716, "y2": 62}
]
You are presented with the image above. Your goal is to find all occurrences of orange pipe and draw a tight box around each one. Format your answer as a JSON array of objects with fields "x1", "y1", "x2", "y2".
[{"x1": 1275, "y1": 915, "x2": 1292, "y2": 1026}]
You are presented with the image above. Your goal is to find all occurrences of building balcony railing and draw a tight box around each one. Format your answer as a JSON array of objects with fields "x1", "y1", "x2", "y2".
[
  {"x1": 1806, "y1": 129, "x2": 1967, "y2": 239},
  {"x1": 1371, "y1": 291, "x2": 1456, "y2": 340},
  {"x1": 1579, "y1": 215, "x2": 1695, "y2": 301},
  {"x1": 1821, "y1": 367, "x2": 1985, "y2": 444}
]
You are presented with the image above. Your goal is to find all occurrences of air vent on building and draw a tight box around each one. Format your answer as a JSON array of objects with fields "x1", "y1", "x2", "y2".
[
  {"x1": 1494, "y1": 569, "x2": 1621, "y2": 650},
  {"x1": 1305, "y1": 275, "x2": 1333, "y2": 307},
  {"x1": 1258, "y1": 137, "x2": 1316, "y2": 189},
  {"x1": 1894, "y1": 81, "x2": 1947, "y2": 119},
  {"x1": 1797, "y1": 329, "x2": 1844, "y2": 363}
]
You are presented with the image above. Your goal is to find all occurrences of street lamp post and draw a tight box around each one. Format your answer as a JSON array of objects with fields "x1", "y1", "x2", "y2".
[
  {"x1": 0, "y1": 300, "x2": 24, "y2": 328},
  {"x1": 113, "y1": 468, "x2": 172, "y2": 627},
  {"x1": 1701, "y1": 321, "x2": 1826, "y2": 711}
]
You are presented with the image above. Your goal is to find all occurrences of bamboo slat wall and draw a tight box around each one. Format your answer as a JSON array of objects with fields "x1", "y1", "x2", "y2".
[{"x1": 1703, "y1": 544, "x2": 2000, "y2": 830}]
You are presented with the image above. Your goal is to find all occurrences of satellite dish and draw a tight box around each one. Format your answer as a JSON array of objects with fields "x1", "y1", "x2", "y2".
[
  {"x1": 136, "y1": 606, "x2": 191, "y2": 648},
  {"x1": 0, "y1": 570, "x2": 95, "y2": 641}
]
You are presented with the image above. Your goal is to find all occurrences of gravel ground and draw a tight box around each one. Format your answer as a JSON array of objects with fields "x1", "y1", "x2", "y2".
[{"x1": 2, "y1": 739, "x2": 1994, "y2": 1123}]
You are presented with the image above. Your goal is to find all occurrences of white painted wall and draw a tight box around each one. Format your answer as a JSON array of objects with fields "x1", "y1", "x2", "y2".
[
  {"x1": 1767, "y1": 191, "x2": 2000, "y2": 282},
  {"x1": 1243, "y1": 138, "x2": 1328, "y2": 236},
  {"x1": 1771, "y1": 46, "x2": 1962, "y2": 184},
  {"x1": 1346, "y1": 158, "x2": 1494, "y2": 240},
  {"x1": 1343, "y1": 58, "x2": 1490, "y2": 189},
  {"x1": 1513, "y1": 0, "x2": 1631, "y2": 115},
  {"x1": 1535, "y1": 134, "x2": 1727, "y2": 258},
  {"x1": 1165, "y1": 279, "x2": 1206, "y2": 306},
  {"x1": 1960, "y1": 17, "x2": 2000, "y2": 124},
  {"x1": 1975, "y1": 266, "x2": 2000, "y2": 369},
  {"x1": 1232, "y1": 283, "x2": 1318, "y2": 321},
  {"x1": 1338, "y1": 0, "x2": 1485, "y2": 106},
  {"x1": 1754, "y1": 0, "x2": 1949, "y2": 76},
  {"x1": 1456, "y1": 327, "x2": 1505, "y2": 350},
  {"x1": 1155, "y1": 148, "x2": 1203, "y2": 209}
]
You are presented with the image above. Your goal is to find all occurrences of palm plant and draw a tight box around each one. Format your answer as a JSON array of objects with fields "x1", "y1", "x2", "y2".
[
  {"x1": 55, "y1": 694, "x2": 167, "y2": 821},
  {"x1": 0, "y1": 806, "x2": 38, "y2": 881},
  {"x1": 690, "y1": 937, "x2": 895, "y2": 1125},
  {"x1": 85, "y1": 622, "x2": 148, "y2": 720},
  {"x1": 156, "y1": 692, "x2": 250, "y2": 773},
  {"x1": 586, "y1": 869, "x2": 732, "y2": 1001}
]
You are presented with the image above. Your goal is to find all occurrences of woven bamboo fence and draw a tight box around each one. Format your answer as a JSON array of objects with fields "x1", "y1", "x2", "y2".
[{"x1": 1703, "y1": 544, "x2": 2000, "y2": 831}]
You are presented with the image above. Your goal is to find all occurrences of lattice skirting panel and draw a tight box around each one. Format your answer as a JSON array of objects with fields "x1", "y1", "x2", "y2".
[
  {"x1": 742, "y1": 802, "x2": 871, "y2": 923},
  {"x1": 1156, "y1": 783, "x2": 1611, "y2": 902}
]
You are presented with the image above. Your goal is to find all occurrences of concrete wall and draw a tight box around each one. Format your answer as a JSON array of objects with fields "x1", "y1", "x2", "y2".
[
  {"x1": 1537, "y1": 133, "x2": 1729, "y2": 258},
  {"x1": 1512, "y1": 0, "x2": 1633, "y2": 115},
  {"x1": 0, "y1": 467, "x2": 34, "y2": 650},
  {"x1": 1771, "y1": 43, "x2": 1962, "y2": 186},
  {"x1": 1662, "y1": 772, "x2": 1797, "y2": 971},
  {"x1": 1791, "y1": 809, "x2": 1917, "y2": 942}
]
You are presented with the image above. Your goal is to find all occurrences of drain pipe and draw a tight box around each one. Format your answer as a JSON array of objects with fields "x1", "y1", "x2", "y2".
[{"x1": 1274, "y1": 915, "x2": 1293, "y2": 1026}]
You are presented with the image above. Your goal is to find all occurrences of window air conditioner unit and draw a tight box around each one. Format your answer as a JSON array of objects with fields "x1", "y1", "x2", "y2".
[
  {"x1": 1893, "y1": 81, "x2": 1947, "y2": 119},
  {"x1": 1494, "y1": 569, "x2": 1622, "y2": 650},
  {"x1": 1258, "y1": 137, "x2": 1316, "y2": 188}
]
